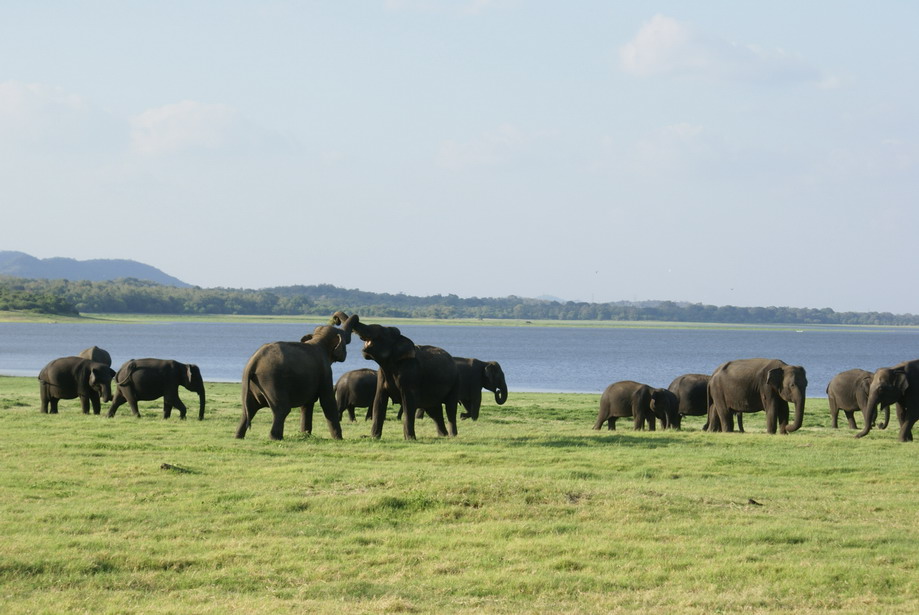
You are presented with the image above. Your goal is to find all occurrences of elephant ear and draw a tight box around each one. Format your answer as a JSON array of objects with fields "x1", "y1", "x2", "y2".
[
  {"x1": 893, "y1": 369, "x2": 909, "y2": 394},
  {"x1": 393, "y1": 336, "x2": 416, "y2": 361},
  {"x1": 300, "y1": 334, "x2": 313, "y2": 343},
  {"x1": 766, "y1": 367, "x2": 785, "y2": 389}
]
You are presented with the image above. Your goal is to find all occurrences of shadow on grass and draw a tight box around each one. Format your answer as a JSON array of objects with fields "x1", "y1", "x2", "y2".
[{"x1": 503, "y1": 433, "x2": 687, "y2": 449}]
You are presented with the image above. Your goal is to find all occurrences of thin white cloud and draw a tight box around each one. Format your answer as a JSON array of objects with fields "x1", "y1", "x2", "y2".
[
  {"x1": 130, "y1": 101, "x2": 243, "y2": 155},
  {"x1": 620, "y1": 15, "x2": 822, "y2": 85}
]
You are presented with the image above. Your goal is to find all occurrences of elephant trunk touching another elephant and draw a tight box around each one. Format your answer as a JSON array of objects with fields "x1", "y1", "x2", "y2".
[
  {"x1": 333, "y1": 311, "x2": 460, "y2": 440},
  {"x1": 237, "y1": 313, "x2": 359, "y2": 440}
]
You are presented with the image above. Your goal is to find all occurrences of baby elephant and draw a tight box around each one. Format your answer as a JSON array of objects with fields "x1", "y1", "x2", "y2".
[
  {"x1": 108, "y1": 359, "x2": 206, "y2": 420},
  {"x1": 594, "y1": 380, "x2": 678, "y2": 431},
  {"x1": 38, "y1": 356, "x2": 117, "y2": 414}
]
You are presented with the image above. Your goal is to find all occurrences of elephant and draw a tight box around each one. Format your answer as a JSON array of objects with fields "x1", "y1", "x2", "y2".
[
  {"x1": 334, "y1": 368, "x2": 380, "y2": 422},
  {"x1": 78, "y1": 346, "x2": 112, "y2": 367},
  {"x1": 38, "y1": 356, "x2": 116, "y2": 414},
  {"x1": 667, "y1": 373, "x2": 710, "y2": 430},
  {"x1": 333, "y1": 312, "x2": 459, "y2": 440},
  {"x1": 454, "y1": 357, "x2": 508, "y2": 420},
  {"x1": 236, "y1": 313, "x2": 359, "y2": 440},
  {"x1": 107, "y1": 359, "x2": 206, "y2": 420},
  {"x1": 826, "y1": 368, "x2": 889, "y2": 430},
  {"x1": 593, "y1": 380, "x2": 678, "y2": 431},
  {"x1": 856, "y1": 359, "x2": 919, "y2": 441},
  {"x1": 707, "y1": 358, "x2": 806, "y2": 434}
]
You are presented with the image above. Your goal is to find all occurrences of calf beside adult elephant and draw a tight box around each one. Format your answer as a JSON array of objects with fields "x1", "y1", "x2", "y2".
[
  {"x1": 38, "y1": 356, "x2": 117, "y2": 414},
  {"x1": 237, "y1": 314, "x2": 359, "y2": 440},
  {"x1": 108, "y1": 359, "x2": 206, "y2": 420},
  {"x1": 667, "y1": 373, "x2": 711, "y2": 430},
  {"x1": 826, "y1": 368, "x2": 889, "y2": 430},
  {"x1": 333, "y1": 311, "x2": 459, "y2": 440},
  {"x1": 593, "y1": 380, "x2": 678, "y2": 431},
  {"x1": 855, "y1": 359, "x2": 919, "y2": 442},
  {"x1": 707, "y1": 358, "x2": 806, "y2": 434}
]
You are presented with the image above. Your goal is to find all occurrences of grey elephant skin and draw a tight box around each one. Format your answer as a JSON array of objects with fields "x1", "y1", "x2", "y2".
[
  {"x1": 38, "y1": 356, "x2": 116, "y2": 414},
  {"x1": 593, "y1": 380, "x2": 678, "y2": 431},
  {"x1": 78, "y1": 346, "x2": 112, "y2": 367},
  {"x1": 237, "y1": 314, "x2": 358, "y2": 440},
  {"x1": 454, "y1": 357, "x2": 508, "y2": 420},
  {"x1": 826, "y1": 368, "x2": 889, "y2": 430},
  {"x1": 667, "y1": 373, "x2": 711, "y2": 429},
  {"x1": 335, "y1": 312, "x2": 460, "y2": 440},
  {"x1": 707, "y1": 358, "x2": 806, "y2": 434},
  {"x1": 335, "y1": 368, "x2": 382, "y2": 422},
  {"x1": 856, "y1": 359, "x2": 919, "y2": 442},
  {"x1": 108, "y1": 358, "x2": 206, "y2": 420}
]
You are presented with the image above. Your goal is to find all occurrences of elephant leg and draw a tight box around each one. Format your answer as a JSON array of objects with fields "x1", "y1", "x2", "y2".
[
  {"x1": 269, "y1": 406, "x2": 291, "y2": 441},
  {"x1": 107, "y1": 392, "x2": 126, "y2": 418},
  {"x1": 845, "y1": 410, "x2": 858, "y2": 429},
  {"x1": 172, "y1": 395, "x2": 188, "y2": 420},
  {"x1": 300, "y1": 403, "x2": 314, "y2": 434},
  {"x1": 163, "y1": 399, "x2": 174, "y2": 420},
  {"x1": 609, "y1": 417, "x2": 617, "y2": 430},
  {"x1": 318, "y1": 389, "x2": 343, "y2": 439},
  {"x1": 370, "y1": 396, "x2": 388, "y2": 439},
  {"x1": 90, "y1": 392, "x2": 102, "y2": 415},
  {"x1": 235, "y1": 405, "x2": 255, "y2": 439},
  {"x1": 346, "y1": 405, "x2": 356, "y2": 422},
  {"x1": 364, "y1": 406, "x2": 372, "y2": 421},
  {"x1": 592, "y1": 412, "x2": 606, "y2": 430},
  {"x1": 424, "y1": 406, "x2": 449, "y2": 437},
  {"x1": 415, "y1": 407, "x2": 425, "y2": 419},
  {"x1": 765, "y1": 409, "x2": 777, "y2": 434},
  {"x1": 444, "y1": 401, "x2": 458, "y2": 436},
  {"x1": 80, "y1": 395, "x2": 91, "y2": 414}
]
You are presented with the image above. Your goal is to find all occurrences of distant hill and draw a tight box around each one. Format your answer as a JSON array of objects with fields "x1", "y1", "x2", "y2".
[{"x1": 0, "y1": 251, "x2": 190, "y2": 287}]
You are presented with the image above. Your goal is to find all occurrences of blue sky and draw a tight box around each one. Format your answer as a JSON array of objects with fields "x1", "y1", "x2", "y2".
[{"x1": 1, "y1": 2, "x2": 917, "y2": 313}]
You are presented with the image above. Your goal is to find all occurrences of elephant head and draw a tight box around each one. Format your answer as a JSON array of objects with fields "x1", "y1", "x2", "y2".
[
  {"x1": 303, "y1": 312, "x2": 360, "y2": 363},
  {"x1": 766, "y1": 364, "x2": 807, "y2": 433},
  {"x1": 181, "y1": 363, "x2": 206, "y2": 420},
  {"x1": 648, "y1": 388, "x2": 678, "y2": 429},
  {"x1": 89, "y1": 363, "x2": 116, "y2": 403},
  {"x1": 483, "y1": 361, "x2": 508, "y2": 407},
  {"x1": 856, "y1": 366, "x2": 908, "y2": 439},
  {"x1": 334, "y1": 312, "x2": 414, "y2": 364},
  {"x1": 652, "y1": 388, "x2": 681, "y2": 429}
]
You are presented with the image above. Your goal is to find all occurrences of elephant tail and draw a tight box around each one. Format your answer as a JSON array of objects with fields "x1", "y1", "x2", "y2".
[{"x1": 116, "y1": 360, "x2": 137, "y2": 387}]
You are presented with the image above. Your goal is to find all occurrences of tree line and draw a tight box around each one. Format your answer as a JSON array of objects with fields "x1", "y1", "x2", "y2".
[{"x1": 1, "y1": 276, "x2": 917, "y2": 326}]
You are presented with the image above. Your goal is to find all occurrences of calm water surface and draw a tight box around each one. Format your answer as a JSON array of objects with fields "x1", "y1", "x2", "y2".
[{"x1": 2, "y1": 322, "x2": 919, "y2": 396}]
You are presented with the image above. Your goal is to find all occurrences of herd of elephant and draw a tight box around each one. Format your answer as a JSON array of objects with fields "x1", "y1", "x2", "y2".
[{"x1": 32, "y1": 311, "x2": 919, "y2": 442}]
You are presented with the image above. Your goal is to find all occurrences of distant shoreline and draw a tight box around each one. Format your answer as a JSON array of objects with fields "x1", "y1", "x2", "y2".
[{"x1": 2, "y1": 310, "x2": 915, "y2": 332}]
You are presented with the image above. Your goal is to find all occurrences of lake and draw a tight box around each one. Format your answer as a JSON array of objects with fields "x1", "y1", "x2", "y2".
[{"x1": 2, "y1": 321, "x2": 919, "y2": 396}]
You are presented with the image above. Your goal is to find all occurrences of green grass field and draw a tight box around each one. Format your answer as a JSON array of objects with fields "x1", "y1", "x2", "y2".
[{"x1": 1, "y1": 376, "x2": 917, "y2": 614}]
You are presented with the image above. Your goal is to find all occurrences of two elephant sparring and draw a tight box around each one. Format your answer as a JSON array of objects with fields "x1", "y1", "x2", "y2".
[{"x1": 237, "y1": 312, "x2": 508, "y2": 441}]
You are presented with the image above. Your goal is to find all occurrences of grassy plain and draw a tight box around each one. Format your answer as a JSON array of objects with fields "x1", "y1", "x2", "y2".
[{"x1": 1, "y1": 376, "x2": 917, "y2": 614}]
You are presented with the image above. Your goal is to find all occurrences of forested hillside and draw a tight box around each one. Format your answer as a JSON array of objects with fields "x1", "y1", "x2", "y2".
[{"x1": 2, "y1": 276, "x2": 917, "y2": 325}]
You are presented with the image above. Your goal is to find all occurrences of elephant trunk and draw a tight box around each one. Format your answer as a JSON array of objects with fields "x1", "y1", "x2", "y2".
[
  {"x1": 785, "y1": 392, "x2": 804, "y2": 433},
  {"x1": 856, "y1": 391, "x2": 881, "y2": 438},
  {"x1": 494, "y1": 387, "x2": 507, "y2": 405},
  {"x1": 197, "y1": 389, "x2": 206, "y2": 421},
  {"x1": 878, "y1": 405, "x2": 890, "y2": 430}
]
